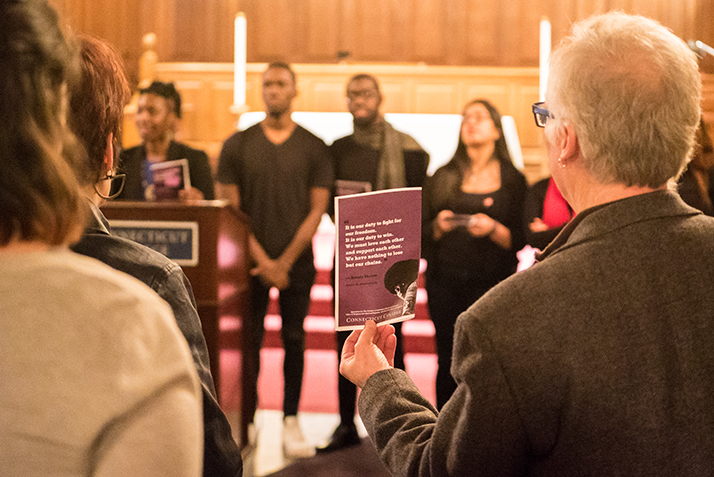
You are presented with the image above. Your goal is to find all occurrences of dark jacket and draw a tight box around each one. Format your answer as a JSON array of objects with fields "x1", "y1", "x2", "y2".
[
  {"x1": 359, "y1": 190, "x2": 714, "y2": 476},
  {"x1": 71, "y1": 203, "x2": 242, "y2": 477},
  {"x1": 117, "y1": 141, "x2": 215, "y2": 200}
]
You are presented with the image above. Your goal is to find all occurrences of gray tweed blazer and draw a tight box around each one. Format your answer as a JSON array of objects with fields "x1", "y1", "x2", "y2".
[{"x1": 359, "y1": 189, "x2": 714, "y2": 477}]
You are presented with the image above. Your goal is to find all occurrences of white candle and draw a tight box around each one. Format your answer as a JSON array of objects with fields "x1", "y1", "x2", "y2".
[
  {"x1": 539, "y1": 17, "x2": 551, "y2": 102},
  {"x1": 234, "y1": 12, "x2": 247, "y2": 107}
]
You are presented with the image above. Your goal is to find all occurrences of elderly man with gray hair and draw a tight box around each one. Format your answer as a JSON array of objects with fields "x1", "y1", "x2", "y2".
[{"x1": 340, "y1": 12, "x2": 714, "y2": 476}]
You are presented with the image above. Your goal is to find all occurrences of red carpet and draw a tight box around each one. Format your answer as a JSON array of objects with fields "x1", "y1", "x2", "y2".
[
  {"x1": 219, "y1": 347, "x2": 437, "y2": 414},
  {"x1": 218, "y1": 222, "x2": 438, "y2": 415}
]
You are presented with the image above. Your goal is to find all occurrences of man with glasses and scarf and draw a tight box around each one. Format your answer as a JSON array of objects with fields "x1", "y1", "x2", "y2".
[{"x1": 318, "y1": 73, "x2": 429, "y2": 454}]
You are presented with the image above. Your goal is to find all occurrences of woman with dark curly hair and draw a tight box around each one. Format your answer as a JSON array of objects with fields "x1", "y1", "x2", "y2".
[{"x1": 422, "y1": 99, "x2": 527, "y2": 408}]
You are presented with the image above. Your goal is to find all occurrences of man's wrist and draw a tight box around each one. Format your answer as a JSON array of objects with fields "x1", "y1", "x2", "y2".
[
  {"x1": 276, "y1": 256, "x2": 293, "y2": 273},
  {"x1": 488, "y1": 220, "x2": 498, "y2": 236}
]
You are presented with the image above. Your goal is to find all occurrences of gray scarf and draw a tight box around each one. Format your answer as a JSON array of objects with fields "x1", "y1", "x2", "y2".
[{"x1": 353, "y1": 117, "x2": 407, "y2": 190}]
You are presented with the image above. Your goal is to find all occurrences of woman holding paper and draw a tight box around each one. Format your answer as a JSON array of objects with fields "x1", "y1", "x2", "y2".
[
  {"x1": 116, "y1": 81, "x2": 215, "y2": 201},
  {"x1": 422, "y1": 99, "x2": 527, "y2": 408}
]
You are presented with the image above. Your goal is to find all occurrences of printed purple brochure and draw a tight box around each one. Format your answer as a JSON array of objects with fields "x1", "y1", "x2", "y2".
[
  {"x1": 334, "y1": 187, "x2": 421, "y2": 331},
  {"x1": 149, "y1": 158, "x2": 191, "y2": 202}
]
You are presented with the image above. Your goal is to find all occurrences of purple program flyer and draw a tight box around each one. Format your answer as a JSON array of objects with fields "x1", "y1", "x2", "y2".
[{"x1": 334, "y1": 187, "x2": 422, "y2": 331}]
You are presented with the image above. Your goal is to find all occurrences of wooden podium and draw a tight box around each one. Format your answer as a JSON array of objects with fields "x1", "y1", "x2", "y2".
[{"x1": 101, "y1": 200, "x2": 252, "y2": 446}]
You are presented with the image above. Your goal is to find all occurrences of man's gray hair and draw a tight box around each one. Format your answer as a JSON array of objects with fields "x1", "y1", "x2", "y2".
[{"x1": 548, "y1": 12, "x2": 701, "y2": 187}]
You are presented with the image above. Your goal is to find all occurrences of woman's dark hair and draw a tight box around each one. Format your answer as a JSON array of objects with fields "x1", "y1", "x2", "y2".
[
  {"x1": 0, "y1": 0, "x2": 85, "y2": 246},
  {"x1": 384, "y1": 259, "x2": 420, "y2": 294},
  {"x1": 428, "y1": 99, "x2": 513, "y2": 211},
  {"x1": 452, "y1": 99, "x2": 512, "y2": 174},
  {"x1": 140, "y1": 81, "x2": 182, "y2": 118}
]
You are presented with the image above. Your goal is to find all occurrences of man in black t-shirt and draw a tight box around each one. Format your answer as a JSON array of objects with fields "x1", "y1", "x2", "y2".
[
  {"x1": 216, "y1": 62, "x2": 333, "y2": 459},
  {"x1": 318, "y1": 73, "x2": 429, "y2": 454}
]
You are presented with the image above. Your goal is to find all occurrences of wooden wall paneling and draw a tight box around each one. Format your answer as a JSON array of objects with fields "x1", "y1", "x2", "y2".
[
  {"x1": 172, "y1": 1, "x2": 204, "y2": 60},
  {"x1": 512, "y1": 84, "x2": 543, "y2": 149},
  {"x1": 147, "y1": 0, "x2": 177, "y2": 64},
  {"x1": 292, "y1": 1, "x2": 311, "y2": 62},
  {"x1": 172, "y1": 0, "x2": 235, "y2": 62},
  {"x1": 696, "y1": 0, "x2": 714, "y2": 73},
  {"x1": 412, "y1": 0, "x2": 447, "y2": 63},
  {"x1": 607, "y1": 0, "x2": 633, "y2": 11},
  {"x1": 209, "y1": 80, "x2": 239, "y2": 142},
  {"x1": 413, "y1": 82, "x2": 461, "y2": 113},
  {"x1": 499, "y1": 0, "x2": 524, "y2": 66},
  {"x1": 249, "y1": 0, "x2": 297, "y2": 61},
  {"x1": 547, "y1": 0, "x2": 578, "y2": 53},
  {"x1": 464, "y1": 0, "x2": 499, "y2": 64},
  {"x1": 518, "y1": 0, "x2": 542, "y2": 66},
  {"x1": 380, "y1": 81, "x2": 411, "y2": 113},
  {"x1": 353, "y1": 0, "x2": 395, "y2": 60},
  {"x1": 391, "y1": 0, "x2": 412, "y2": 62},
  {"x1": 246, "y1": 68, "x2": 265, "y2": 112},
  {"x1": 292, "y1": 77, "x2": 314, "y2": 111},
  {"x1": 443, "y1": 0, "x2": 467, "y2": 65},
  {"x1": 110, "y1": 0, "x2": 143, "y2": 84},
  {"x1": 630, "y1": 0, "x2": 661, "y2": 21},
  {"x1": 338, "y1": 0, "x2": 357, "y2": 60},
  {"x1": 463, "y1": 83, "x2": 510, "y2": 117},
  {"x1": 662, "y1": 0, "x2": 686, "y2": 39},
  {"x1": 702, "y1": 74, "x2": 714, "y2": 125},
  {"x1": 574, "y1": 0, "x2": 608, "y2": 18},
  {"x1": 305, "y1": 0, "x2": 341, "y2": 62},
  {"x1": 51, "y1": 0, "x2": 714, "y2": 75},
  {"x1": 353, "y1": 0, "x2": 392, "y2": 61},
  {"x1": 173, "y1": 79, "x2": 203, "y2": 141},
  {"x1": 311, "y1": 81, "x2": 349, "y2": 112}
]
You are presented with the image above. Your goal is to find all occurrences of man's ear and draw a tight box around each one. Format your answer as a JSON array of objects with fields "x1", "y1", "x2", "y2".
[
  {"x1": 557, "y1": 121, "x2": 581, "y2": 166},
  {"x1": 103, "y1": 132, "x2": 114, "y2": 173}
]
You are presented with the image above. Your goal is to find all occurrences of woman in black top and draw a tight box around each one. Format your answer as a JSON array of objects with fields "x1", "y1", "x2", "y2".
[{"x1": 423, "y1": 99, "x2": 527, "y2": 408}]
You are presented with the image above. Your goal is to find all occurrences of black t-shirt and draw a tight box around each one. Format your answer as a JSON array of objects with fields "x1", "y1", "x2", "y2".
[
  {"x1": 216, "y1": 124, "x2": 334, "y2": 258},
  {"x1": 424, "y1": 160, "x2": 527, "y2": 287}
]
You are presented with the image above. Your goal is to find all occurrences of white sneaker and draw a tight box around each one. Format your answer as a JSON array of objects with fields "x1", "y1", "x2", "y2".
[{"x1": 283, "y1": 416, "x2": 315, "y2": 459}]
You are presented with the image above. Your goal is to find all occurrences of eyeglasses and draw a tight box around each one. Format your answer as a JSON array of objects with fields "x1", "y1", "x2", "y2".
[
  {"x1": 532, "y1": 102, "x2": 555, "y2": 128},
  {"x1": 347, "y1": 89, "x2": 379, "y2": 101},
  {"x1": 93, "y1": 172, "x2": 126, "y2": 200}
]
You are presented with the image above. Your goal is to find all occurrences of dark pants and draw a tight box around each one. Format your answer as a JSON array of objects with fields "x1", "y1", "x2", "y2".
[
  {"x1": 425, "y1": 275, "x2": 491, "y2": 409},
  {"x1": 331, "y1": 264, "x2": 405, "y2": 427},
  {"x1": 335, "y1": 323, "x2": 405, "y2": 427},
  {"x1": 244, "y1": 261, "x2": 316, "y2": 421}
]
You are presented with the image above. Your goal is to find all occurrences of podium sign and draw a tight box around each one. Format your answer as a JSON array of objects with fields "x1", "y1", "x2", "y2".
[{"x1": 110, "y1": 219, "x2": 199, "y2": 266}]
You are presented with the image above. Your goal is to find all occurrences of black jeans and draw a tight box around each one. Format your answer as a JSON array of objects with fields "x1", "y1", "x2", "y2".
[
  {"x1": 425, "y1": 274, "x2": 491, "y2": 409},
  {"x1": 244, "y1": 260, "x2": 316, "y2": 420}
]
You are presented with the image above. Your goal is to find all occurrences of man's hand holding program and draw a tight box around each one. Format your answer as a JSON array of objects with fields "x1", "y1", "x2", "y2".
[{"x1": 339, "y1": 320, "x2": 397, "y2": 388}]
